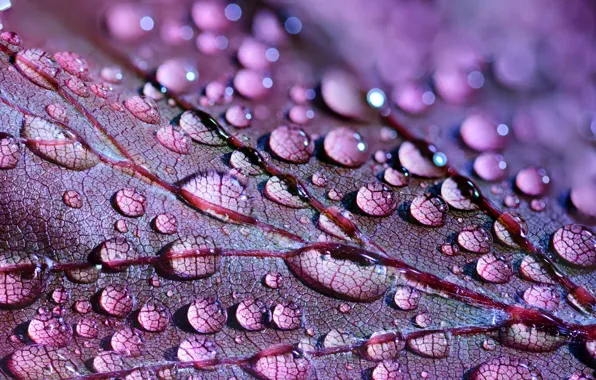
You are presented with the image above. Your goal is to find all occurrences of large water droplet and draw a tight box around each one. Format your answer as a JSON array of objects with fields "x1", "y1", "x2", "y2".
[
  {"x1": 460, "y1": 114, "x2": 508, "y2": 152},
  {"x1": 238, "y1": 37, "x2": 269, "y2": 70},
  {"x1": 124, "y1": 96, "x2": 160, "y2": 124},
  {"x1": 114, "y1": 188, "x2": 146, "y2": 217},
  {"x1": 187, "y1": 296, "x2": 227, "y2": 334},
  {"x1": 158, "y1": 235, "x2": 218, "y2": 280},
  {"x1": 75, "y1": 317, "x2": 98, "y2": 338},
  {"x1": 457, "y1": 225, "x2": 492, "y2": 253},
  {"x1": 441, "y1": 177, "x2": 480, "y2": 211},
  {"x1": 138, "y1": 301, "x2": 169, "y2": 332},
  {"x1": 0, "y1": 253, "x2": 47, "y2": 308},
  {"x1": 178, "y1": 335, "x2": 217, "y2": 362},
  {"x1": 323, "y1": 127, "x2": 368, "y2": 168},
  {"x1": 476, "y1": 253, "x2": 512, "y2": 283},
  {"x1": 236, "y1": 297, "x2": 270, "y2": 331},
  {"x1": 8, "y1": 346, "x2": 80, "y2": 380},
  {"x1": 321, "y1": 69, "x2": 365, "y2": 119},
  {"x1": 523, "y1": 285, "x2": 560, "y2": 311},
  {"x1": 90, "y1": 82, "x2": 112, "y2": 99},
  {"x1": 156, "y1": 125, "x2": 191, "y2": 154},
  {"x1": 356, "y1": 181, "x2": 398, "y2": 217},
  {"x1": 552, "y1": 224, "x2": 596, "y2": 267},
  {"x1": 98, "y1": 284, "x2": 134, "y2": 317},
  {"x1": 383, "y1": 167, "x2": 409, "y2": 187},
  {"x1": 363, "y1": 331, "x2": 405, "y2": 361},
  {"x1": 94, "y1": 237, "x2": 137, "y2": 271},
  {"x1": 285, "y1": 248, "x2": 390, "y2": 301},
  {"x1": 226, "y1": 105, "x2": 252, "y2": 128},
  {"x1": 54, "y1": 51, "x2": 90, "y2": 81},
  {"x1": 271, "y1": 301, "x2": 302, "y2": 330},
  {"x1": 21, "y1": 115, "x2": 99, "y2": 170},
  {"x1": 317, "y1": 206, "x2": 354, "y2": 241},
  {"x1": 515, "y1": 167, "x2": 550, "y2": 197},
  {"x1": 14, "y1": 48, "x2": 59, "y2": 90},
  {"x1": 406, "y1": 331, "x2": 450, "y2": 358},
  {"x1": 519, "y1": 255, "x2": 555, "y2": 284},
  {"x1": 570, "y1": 183, "x2": 596, "y2": 218},
  {"x1": 179, "y1": 110, "x2": 225, "y2": 146},
  {"x1": 248, "y1": 345, "x2": 311, "y2": 380},
  {"x1": 269, "y1": 125, "x2": 314, "y2": 164},
  {"x1": 470, "y1": 356, "x2": 542, "y2": 380},
  {"x1": 0, "y1": 133, "x2": 21, "y2": 169},
  {"x1": 398, "y1": 141, "x2": 444, "y2": 178},
  {"x1": 28, "y1": 312, "x2": 72, "y2": 347},
  {"x1": 498, "y1": 322, "x2": 565, "y2": 352},
  {"x1": 111, "y1": 327, "x2": 143, "y2": 357},
  {"x1": 473, "y1": 152, "x2": 507, "y2": 182},
  {"x1": 410, "y1": 193, "x2": 448, "y2": 227}
]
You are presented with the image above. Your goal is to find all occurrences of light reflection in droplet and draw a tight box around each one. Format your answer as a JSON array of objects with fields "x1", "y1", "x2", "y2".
[
  {"x1": 306, "y1": 110, "x2": 314, "y2": 119},
  {"x1": 186, "y1": 71, "x2": 197, "y2": 81},
  {"x1": 180, "y1": 26, "x2": 193, "y2": 40},
  {"x1": 497, "y1": 124, "x2": 509, "y2": 136},
  {"x1": 262, "y1": 77, "x2": 273, "y2": 88},
  {"x1": 367, "y1": 88, "x2": 386, "y2": 108},
  {"x1": 433, "y1": 152, "x2": 447, "y2": 167},
  {"x1": 215, "y1": 36, "x2": 228, "y2": 49},
  {"x1": 225, "y1": 3, "x2": 242, "y2": 21},
  {"x1": 140, "y1": 16, "x2": 154, "y2": 31},
  {"x1": 265, "y1": 48, "x2": 280, "y2": 62},
  {"x1": 225, "y1": 87, "x2": 234, "y2": 96},
  {"x1": 305, "y1": 89, "x2": 316, "y2": 100},
  {"x1": 422, "y1": 91, "x2": 435, "y2": 105},
  {"x1": 285, "y1": 16, "x2": 302, "y2": 34},
  {"x1": 468, "y1": 71, "x2": 484, "y2": 89}
]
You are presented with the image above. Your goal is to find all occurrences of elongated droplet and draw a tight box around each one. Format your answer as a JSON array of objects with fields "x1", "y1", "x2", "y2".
[
  {"x1": 158, "y1": 235, "x2": 218, "y2": 280},
  {"x1": 406, "y1": 331, "x2": 450, "y2": 358},
  {"x1": 0, "y1": 253, "x2": 47, "y2": 308},
  {"x1": 264, "y1": 176, "x2": 308, "y2": 209},
  {"x1": 471, "y1": 356, "x2": 542, "y2": 380},
  {"x1": 179, "y1": 110, "x2": 225, "y2": 146},
  {"x1": 124, "y1": 96, "x2": 160, "y2": 124},
  {"x1": 0, "y1": 133, "x2": 20, "y2": 169},
  {"x1": 247, "y1": 344, "x2": 311, "y2": 380},
  {"x1": 8, "y1": 346, "x2": 81, "y2": 380},
  {"x1": 156, "y1": 125, "x2": 191, "y2": 154},
  {"x1": 552, "y1": 224, "x2": 596, "y2": 267},
  {"x1": 498, "y1": 322, "x2": 565, "y2": 352},
  {"x1": 15, "y1": 48, "x2": 59, "y2": 90},
  {"x1": 177, "y1": 335, "x2": 217, "y2": 362}
]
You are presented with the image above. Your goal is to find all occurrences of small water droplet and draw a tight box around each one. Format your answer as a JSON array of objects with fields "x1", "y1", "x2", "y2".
[
  {"x1": 324, "y1": 127, "x2": 368, "y2": 168},
  {"x1": 393, "y1": 286, "x2": 420, "y2": 310},
  {"x1": 111, "y1": 327, "x2": 143, "y2": 357},
  {"x1": 234, "y1": 69, "x2": 269, "y2": 99},
  {"x1": 98, "y1": 284, "x2": 134, "y2": 317},
  {"x1": 552, "y1": 224, "x2": 596, "y2": 267},
  {"x1": 179, "y1": 110, "x2": 225, "y2": 145},
  {"x1": 414, "y1": 312, "x2": 432, "y2": 328},
  {"x1": 398, "y1": 141, "x2": 444, "y2": 178},
  {"x1": 156, "y1": 125, "x2": 191, "y2": 155},
  {"x1": 62, "y1": 190, "x2": 83, "y2": 209},
  {"x1": 156, "y1": 59, "x2": 197, "y2": 94},
  {"x1": 225, "y1": 105, "x2": 252, "y2": 128},
  {"x1": 74, "y1": 299, "x2": 92, "y2": 314},
  {"x1": 0, "y1": 31, "x2": 23, "y2": 53},
  {"x1": 410, "y1": 193, "x2": 448, "y2": 227},
  {"x1": 515, "y1": 167, "x2": 550, "y2": 197},
  {"x1": 372, "y1": 360, "x2": 405, "y2": 380},
  {"x1": 50, "y1": 287, "x2": 69, "y2": 304},
  {"x1": 457, "y1": 225, "x2": 492, "y2": 253},
  {"x1": 114, "y1": 188, "x2": 146, "y2": 217},
  {"x1": 530, "y1": 198, "x2": 546, "y2": 212},
  {"x1": 356, "y1": 181, "x2": 398, "y2": 216},
  {"x1": 123, "y1": 96, "x2": 160, "y2": 124},
  {"x1": 473, "y1": 152, "x2": 507, "y2": 182},
  {"x1": 272, "y1": 301, "x2": 302, "y2": 330},
  {"x1": 236, "y1": 297, "x2": 270, "y2": 331},
  {"x1": 476, "y1": 253, "x2": 512, "y2": 283},
  {"x1": 188, "y1": 297, "x2": 227, "y2": 334},
  {"x1": 28, "y1": 312, "x2": 73, "y2": 347},
  {"x1": 460, "y1": 114, "x2": 508, "y2": 152},
  {"x1": 0, "y1": 134, "x2": 20, "y2": 169},
  {"x1": 45, "y1": 104, "x2": 69, "y2": 124},
  {"x1": 407, "y1": 331, "x2": 450, "y2": 358},
  {"x1": 54, "y1": 51, "x2": 90, "y2": 80},
  {"x1": 264, "y1": 272, "x2": 283, "y2": 289},
  {"x1": 471, "y1": 356, "x2": 541, "y2": 380},
  {"x1": 311, "y1": 170, "x2": 328, "y2": 187},
  {"x1": 321, "y1": 69, "x2": 365, "y2": 119},
  {"x1": 269, "y1": 125, "x2": 314, "y2": 164},
  {"x1": 383, "y1": 167, "x2": 409, "y2": 187},
  {"x1": 178, "y1": 335, "x2": 217, "y2": 362}
]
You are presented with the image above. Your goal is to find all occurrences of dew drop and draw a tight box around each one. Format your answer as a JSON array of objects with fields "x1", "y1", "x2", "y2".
[
  {"x1": 264, "y1": 272, "x2": 283, "y2": 289},
  {"x1": 248, "y1": 344, "x2": 311, "y2": 380},
  {"x1": 179, "y1": 110, "x2": 225, "y2": 145},
  {"x1": 54, "y1": 51, "x2": 89, "y2": 81},
  {"x1": 471, "y1": 356, "x2": 542, "y2": 380},
  {"x1": 14, "y1": 48, "x2": 59, "y2": 90},
  {"x1": 493, "y1": 212, "x2": 528, "y2": 248},
  {"x1": 99, "y1": 284, "x2": 134, "y2": 317},
  {"x1": 234, "y1": 69, "x2": 269, "y2": 99},
  {"x1": 311, "y1": 171, "x2": 328, "y2": 187},
  {"x1": 28, "y1": 312, "x2": 73, "y2": 347},
  {"x1": 74, "y1": 299, "x2": 92, "y2": 314},
  {"x1": 398, "y1": 141, "x2": 445, "y2": 178},
  {"x1": 114, "y1": 188, "x2": 146, "y2": 217},
  {"x1": 187, "y1": 297, "x2": 227, "y2": 334},
  {"x1": 236, "y1": 297, "x2": 270, "y2": 331},
  {"x1": 414, "y1": 312, "x2": 432, "y2": 328},
  {"x1": 153, "y1": 213, "x2": 178, "y2": 235},
  {"x1": 0, "y1": 31, "x2": 23, "y2": 53},
  {"x1": 504, "y1": 194, "x2": 520, "y2": 209},
  {"x1": 383, "y1": 167, "x2": 409, "y2": 187},
  {"x1": 7, "y1": 346, "x2": 80, "y2": 380},
  {"x1": 522, "y1": 285, "x2": 560, "y2": 311},
  {"x1": 105, "y1": 3, "x2": 151, "y2": 41},
  {"x1": 410, "y1": 193, "x2": 448, "y2": 227},
  {"x1": 156, "y1": 125, "x2": 191, "y2": 154},
  {"x1": 100, "y1": 66, "x2": 123, "y2": 84},
  {"x1": 289, "y1": 105, "x2": 312, "y2": 125},
  {"x1": 473, "y1": 152, "x2": 507, "y2": 182},
  {"x1": 229, "y1": 149, "x2": 262, "y2": 175},
  {"x1": 530, "y1": 198, "x2": 546, "y2": 212},
  {"x1": 136, "y1": 301, "x2": 169, "y2": 333},
  {"x1": 61, "y1": 190, "x2": 83, "y2": 209},
  {"x1": 264, "y1": 176, "x2": 308, "y2": 209},
  {"x1": 406, "y1": 331, "x2": 450, "y2": 358},
  {"x1": 323, "y1": 127, "x2": 368, "y2": 168},
  {"x1": 178, "y1": 335, "x2": 217, "y2": 362},
  {"x1": 0, "y1": 253, "x2": 47, "y2": 308},
  {"x1": 111, "y1": 327, "x2": 143, "y2": 357},
  {"x1": 92, "y1": 351, "x2": 126, "y2": 373},
  {"x1": 21, "y1": 115, "x2": 99, "y2": 170},
  {"x1": 440, "y1": 243, "x2": 460, "y2": 256},
  {"x1": 269, "y1": 125, "x2": 314, "y2": 164},
  {"x1": 363, "y1": 331, "x2": 405, "y2": 362},
  {"x1": 393, "y1": 286, "x2": 420, "y2": 310},
  {"x1": 460, "y1": 114, "x2": 508, "y2": 152},
  {"x1": 323, "y1": 329, "x2": 355, "y2": 348},
  {"x1": 124, "y1": 96, "x2": 160, "y2": 124},
  {"x1": 272, "y1": 301, "x2": 302, "y2": 330},
  {"x1": 45, "y1": 104, "x2": 69, "y2": 124},
  {"x1": 158, "y1": 235, "x2": 219, "y2": 280},
  {"x1": 0, "y1": 133, "x2": 20, "y2": 169},
  {"x1": 50, "y1": 287, "x2": 69, "y2": 304},
  {"x1": 552, "y1": 224, "x2": 596, "y2": 267},
  {"x1": 156, "y1": 59, "x2": 197, "y2": 94},
  {"x1": 476, "y1": 253, "x2": 513, "y2": 283},
  {"x1": 441, "y1": 177, "x2": 480, "y2": 211},
  {"x1": 372, "y1": 360, "x2": 405, "y2": 380},
  {"x1": 515, "y1": 167, "x2": 550, "y2": 197},
  {"x1": 481, "y1": 338, "x2": 497, "y2": 351},
  {"x1": 65, "y1": 265, "x2": 100, "y2": 284},
  {"x1": 285, "y1": 248, "x2": 390, "y2": 301},
  {"x1": 498, "y1": 322, "x2": 565, "y2": 352},
  {"x1": 90, "y1": 82, "x2": 112, "y2": 99},
  {"x1": 586, "y1": 340, "x2": 596, "y2": 362},
  {"x1": 317, "y1": 206, "x2": 354, "y2": 241},
  {"x1": 457, "y1": 225, "x2": 492, "y2": 253},
  {"x1": 321, "y1": 69, "x2": 365, "y2": 119},
  {"x1": 570, "y1": 183, "x2": 596, "y2": 218},
  {"x1": 519, "y1": 255, "x2": 555, "y2": 284},
  {"x1": 237, "y1": 37, "x2": 269, "y2": 70},
  {"x1": 225, "y1": 105, "x2": 252, "y2": 128},
  {"x1": 191, "y1": 0, "x2": 229, "y2": 31},
  {"x1": 356, "y1": 181, "x2": 398, "y2": 217}
]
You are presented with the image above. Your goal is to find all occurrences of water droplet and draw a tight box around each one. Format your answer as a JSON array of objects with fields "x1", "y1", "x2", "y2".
[
  {"x1": 552, "y1": 224, "x2": 596, "y2": 267},
  {"x1": 470, "y1": 356, "x2": 541, "y2": 380},
  {"x1": 105, "y1": 3, "x2": 152, "y2": 41},
  {"x1": 476, "y1": 253, "x2": 512, "y2": 283},
  {"x1": 523, "y1": 285, "x2": 560, "y2": 311},
  {"x1": 457, "y1": 225, "x2": 492, "y2": 253},
  {"x1": 94, "y1": 238, "x2": 138, "y2": 272},
  {"x1": 493, "y1": 212, "x2": 527, "y2": 248},
  {"x1": 264, "y1": 176, "x2": 308, "y2": 209},
  {"x1": 229, "y1": 149, "x2": 262, "y2": 175},
  {"x1": 441, "y1": 177, "x2": 480, "y2": 211},
  {"x1": 124, "y1": 96, "x2": 160, "y2": 124},
  {"x1": 7, "y1": 346, "x2": 80, "y2": 379},
  {"x1": 14, "y1": 48, "x2": 59, "y2": 90},
  {"x1": 289, "y1": 105, "x2": 312, "y2": 125},
  {"x1": 248, "y1": 345, "x2": 311, "y2": 380},
  {"x1": 159, "y1": 235, "x2": 219, "y2": 280},
  {"x1": 460, "y1": 114, "x2": 508, "y2": 152},
  {"x1": 481, "y1": 338, "x2": 497, "y2": 351},
  {"x1": 264, "y1": 272, "x2": 283, "y2": 289},
  {"x1": 473, "y1": 152, "x2": 507, "y2": 182},
  {"x1": 440, "y1": 243, "x2": 460, "y2": 256},
  {"x1": 234, "y1": 69, "x2": 269, "y2": 99},
  {"x1": 62, "y1": 190, "x2": 83, "y2": 209},
  {"x1": 530, "y1": 198, "x2": 546, "y2": 212},
  {"x1": 393, "y1": 286, "x2": 420, "y2": 310},
  {"x1": 311, "y1": 171, "x2": 327, "y2": 187},
  {"x1": 414, "y1": 312, "x2": 432, "y2": 328},
  {"x1": 272, "y1": 301, "x2": 302, "y2": 330},
  {"x1": 0, "y1": 133, "x2": 20, "y2": 169},
  {"x1": 28, "y1": 312, "x2": 72, "y2": 347},
  {"x1": 152, "y1": 213, "x2": 178, "y2": 235},
  {"x1": 111, "y1": 327, "x2": 143, "y2": 357},
  {"x1": 0, "y1": 31, "x2": 23, "y2": 53},
  {"x1": 54, "y1": 51, "x2": 89, "y2": 81},
  {"x1": 410, "y1": 193, "x2": 448, "y2": 227},
  {"x1": 100, "y1": 66, "x2": 123, "y2": 84},
  {"x1": 180, "y1": 171, "x2": 251, "y2": 220},
  {"x1": 269, "y1": 125, "x2": 314, "y2": 164},
  {"x1": 318, "y1": 206, "x2": 354, "y2": 240},
  {"x1": 90, "y1": 82, "x2": 112, "y2": 99},
  {"x1": 285, "y1": 248, "x2": 390, "y2": 301},
  {"x1": 321, "y1": 69, "x2": 365, "y2": 119},
  {"x1": 156, "y1": 125, "x2": 191, "y2": 154},
  {"x1": 519, "y1": 255, "x2": 554, "y2": 284},
  {"x1": 498, "y1": 322, "x2": 565, "y2": 352},
  {"x1": 515, "y1": 167, "x2": 550, "y2": 197},
  {"x1": 338, "y1": 303, "x2": 351, "y2": 314},
  {"x1": 114, "y1": 188, "x2": 146, "y2": 217},
  {"x1": 356, "y1": 181, "x2": 397, "y2": 217},
  {"x1": 21, "y1": 115, "x2": 98, "y2": 170},
  {"x1": 570, "y1": 183, "x2": 596, "y2": 218},
  {"x1": 178, "y1": 335, "x2": 217, "y2": 362},
  {"x1": 324, "y1": 127, "x2": 368, "y2": 168},
  {"x1": 504, "y1": 194, "x2": 520, "y2": 209},
  {"x1": 236, "y1": 297, "x2": 270, "y2": 331},
  {"x1": 363, "y1": 331, "x2": 405, "y2": 362},
  {"x1": 187, "y1": 297, "x2": 227, "y2": 334},
  {"x1": 50, "y1": 287, "x2": 69, "y2": 304},
  {"x1": 74, "y1": 299, "x2": 92, "y2": 314},
  {"x1": 65, "y1": 265, "x2": 100, "y2": 284},
  {"x1": 372, "y1": 360, "x2": 405, "y2": 380},
  {"x1": 237, "y1": 37, "x2": 269, "y2": 70},
  {"x1": 179, "y1": 110, "x2": 225, "y2": 145},
  {"x1": 191, "y1": 0, "x2": 229, "y2": 31},
  {"x1": 99, "y1": 284, "x2": 134, "y2": 317},
  {"x1": 392, "y1": 82, "x2": 433, "y2": 115},
  {"x1": 407, "y1": 331, "x2": 450, "y2": 358},
  {"x1": 225, "y1": 105, "x2": 252, "y2": 128},
  {"x1": 92, "y1": 351, "x2": 126, "y2": 373},
  {"x1": 383, "y1": 167, "x2": 409, "y2": 187},
  {"x1": 0, "y1": 253, "x2": 47, "y2": 308},
  {"x1": 398, "y1": 141, "x2": 444, "y2": 178},
  {"x1": 156, "y1": 59, "x2": 197, "y2": 94}
]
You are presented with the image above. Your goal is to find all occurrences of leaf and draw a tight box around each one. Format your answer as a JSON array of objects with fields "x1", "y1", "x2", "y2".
[{"x1": 0, "y1": 1, "x2": 595, "y2": 379}]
